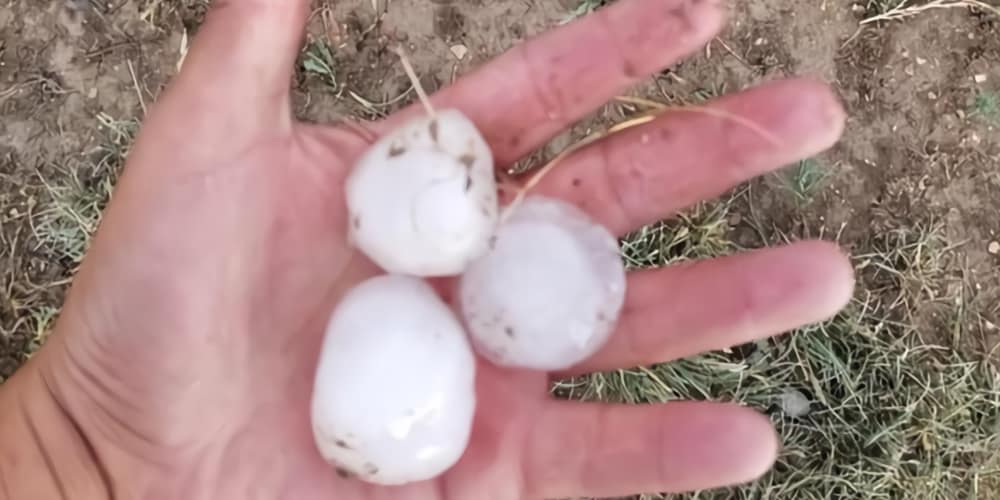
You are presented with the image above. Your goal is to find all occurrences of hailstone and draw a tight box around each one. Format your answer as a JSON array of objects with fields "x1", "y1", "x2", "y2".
[
  {"x1": 458, "y1": 195, "x2": 627, "y2": 371},
  {"x1": 311, "y1": 274, "x2": 477, "y2": 485},
  {"x1": 344, "y1": 109, "x2": 498, "y2": 276}
]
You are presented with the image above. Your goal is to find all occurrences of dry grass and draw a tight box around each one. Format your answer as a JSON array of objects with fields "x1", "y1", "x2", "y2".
[
  {"x1": 562, "y1": 0, "x2": 609, "y2": 22},
  {"x1": 555, "y1": 193, "x2": 1000, "y2": 499},
  {"x1": 33, "y1": 113, "x2": 132, "y2": 268},
  {"x1": 0, "y1": 113, "x2": 132, "y2": 374},
  {"x1": 861, "y1": 0, "x2": 1000, "y2": 24}
]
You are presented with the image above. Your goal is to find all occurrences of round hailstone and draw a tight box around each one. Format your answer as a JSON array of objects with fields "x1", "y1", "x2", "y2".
[
  {"x1": 458, "y1": 195, "x2": 627, "y2": 371},
  {"x1": 311, "y1": 274, "x2": 477, "y2": 485},
  {"x1": 345, "y1": 109, "x2": 497, "y2": 276}
]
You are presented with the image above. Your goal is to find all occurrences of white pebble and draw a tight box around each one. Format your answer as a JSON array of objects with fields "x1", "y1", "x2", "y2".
[
  {"x1": 779, "y1": 389, "x2": 812, "y2": 418},
  {"x1": 311, "y1": 275, "x2": 477, "y2": 485},
  {"x1": 345, "y1": 109, "x2": 498, "y2": 276},
  {"x1": 458, "y1": 195, "x2": 626, "y2": 371}
]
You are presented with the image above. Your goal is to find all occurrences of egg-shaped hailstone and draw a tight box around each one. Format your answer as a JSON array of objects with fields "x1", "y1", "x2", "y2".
[
  {"x1": 458, "y1": 195, "x2": 627, "y2": 371},
  {"x1": 345, "y1": 109, "x2": 498, "y2": 277},
  {"x1": 311, "y1": 274, "x2": 477, "y2": 485}
]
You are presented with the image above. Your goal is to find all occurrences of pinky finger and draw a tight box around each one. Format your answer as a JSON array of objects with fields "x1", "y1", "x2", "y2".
[{"x1": 521, "y1": 401, "x2": 778, "y2": 499}]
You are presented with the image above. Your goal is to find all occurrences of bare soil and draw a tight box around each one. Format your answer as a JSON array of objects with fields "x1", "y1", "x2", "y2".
[{"x1": 2, "y1": 0, "x2": 998, "y2": 388}]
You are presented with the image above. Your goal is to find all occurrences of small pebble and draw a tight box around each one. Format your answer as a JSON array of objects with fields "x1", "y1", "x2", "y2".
[
  {"x1": 780, "y1": 389, "x2": 812, "y2": 418},
  {"x1": 450, "y1": 44, "x2": 469, "y2": 60}
]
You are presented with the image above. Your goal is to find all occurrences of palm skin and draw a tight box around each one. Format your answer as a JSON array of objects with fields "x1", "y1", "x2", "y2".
[{"x1": 10, "y1": 1, "x2": 854, "y2": 499}]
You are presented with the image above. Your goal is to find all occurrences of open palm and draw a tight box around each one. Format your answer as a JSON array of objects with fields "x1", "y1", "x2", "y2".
[{"x1": 29, "y1": 0, "x2": 853, "y2": 499}]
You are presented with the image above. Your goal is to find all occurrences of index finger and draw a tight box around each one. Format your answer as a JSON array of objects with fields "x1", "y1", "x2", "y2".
[{"x1": 382, "y1": 0, "x2": 726, "y2": 166}]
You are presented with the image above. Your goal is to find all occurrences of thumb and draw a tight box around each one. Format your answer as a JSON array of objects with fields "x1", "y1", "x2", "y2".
[{"x1": 166, "y1": 0, "x2": 312, "y2": 126}]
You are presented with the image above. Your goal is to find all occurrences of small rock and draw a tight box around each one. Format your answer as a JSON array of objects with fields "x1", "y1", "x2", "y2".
[
  {"x1": 988, "y1": 241, "x2": 1000, "y2": 255},
  {"x1": 916, "y1": 56, "x2": 927, "y2": 65},
  {"x1": 449, "y1": 44, "x2": 468, "y2": 61},
  {"x1": 927, "y1": 91, "x2": 937, "y2": 100},
  {"x1": 779, "y1": 389, "x2": 812, "y2": 418}
]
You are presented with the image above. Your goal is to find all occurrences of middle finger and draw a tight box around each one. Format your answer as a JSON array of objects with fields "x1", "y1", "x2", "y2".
[
  {"x1": 528, "y1": 77, "x2": 846, "y2": 236},
  {"x1": 557, "y1": 241, "x2": 855, "y2": 377}
]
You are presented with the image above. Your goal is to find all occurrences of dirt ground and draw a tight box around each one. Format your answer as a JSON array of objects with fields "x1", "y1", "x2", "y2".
[{"x1": 1, "y1": 0, "x2": 999, "y2": 497}]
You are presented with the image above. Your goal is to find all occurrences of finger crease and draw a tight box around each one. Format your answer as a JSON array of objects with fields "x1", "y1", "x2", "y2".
[
  {"x1": 596, "y1": 137, "x2": 635, "y2": 230},
  {"x1": 39, "y1": 368, "x2": 117, "y2": 500},
  {"x1": 516, "y1": 44, "x2": 570, "y2": 123},
  {"x1": 19, "y1": 390, "x2": 70, "y2": 500}
]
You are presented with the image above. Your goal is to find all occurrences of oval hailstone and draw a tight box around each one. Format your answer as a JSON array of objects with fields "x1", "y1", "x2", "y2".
[
  {"x1": 458, "y1": 195, "x2": 627, "y2": 371},
  {"x1": 345, "y1": 109, "x2": 497, "y2": 276},
  {"x1": 311, "y1": 275, "x2": 477, "y2": 485}
]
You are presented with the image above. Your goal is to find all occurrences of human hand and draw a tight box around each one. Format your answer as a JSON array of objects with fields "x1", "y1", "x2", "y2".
[{"x1": 0, "y1": 0, "x2": 853, "y2": 498}]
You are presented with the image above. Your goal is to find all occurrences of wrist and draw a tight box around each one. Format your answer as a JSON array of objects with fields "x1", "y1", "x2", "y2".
[{"x1": 0, "y1": 353, "x2": 112, "y2": 500}]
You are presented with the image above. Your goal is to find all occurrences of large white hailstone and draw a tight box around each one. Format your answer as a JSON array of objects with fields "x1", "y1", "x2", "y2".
[
  {"x1": 458, "y1": 195, "x2": 627, "y2": 371},
  {"x1": 344, "y1": 109, "x2": 498, "y2": 276},
  {"x1": 311, "y1": 274, "x2": 477, "y2": 485}
]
